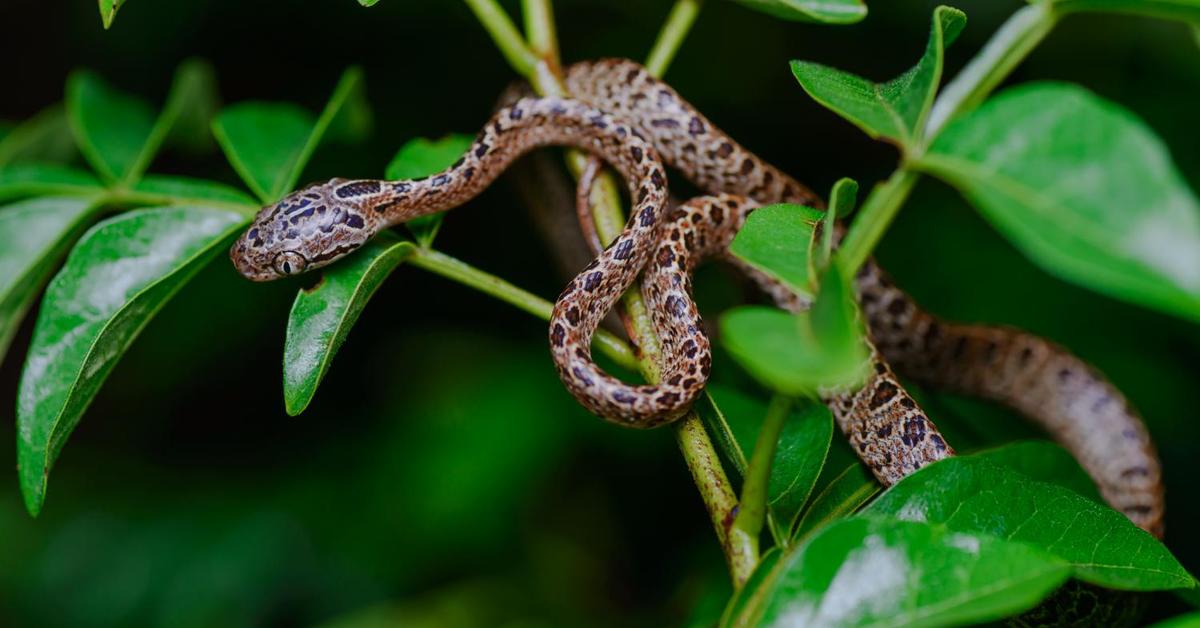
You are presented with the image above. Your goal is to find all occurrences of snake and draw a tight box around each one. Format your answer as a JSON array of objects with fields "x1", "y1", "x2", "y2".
[{"x1": 229, "y1": 58, "x2": 1163, "y2": 538}]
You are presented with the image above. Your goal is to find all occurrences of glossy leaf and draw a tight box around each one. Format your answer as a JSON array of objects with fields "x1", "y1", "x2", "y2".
[
  {"x1": 213, "y1": 67, "x2": 366, "y2": 203},
  {"x1": 721, "y1": 266, "x2": 868, "y2": 396},
  {"x1": 917, "y1": 82, "x2": 1200, "y2": 323},
  {"x1": 385, "y1": 134, "x2": 474, "y2": 246},
  {"x1": 284, "y1": 233, "x2": 416, "y2": 415},
  {"x1": 736, "y1": 517, "x2": 1070, "y2": 627},
  {"x1": 866, "y1": 456, "x2": 1194, "y2": 591},
  {"x1": 17, "y1": 206, "x2": 248, "y2": 516},
  {"x1": 66, "y1": 71, "x2": 156, "y2": 184},
  {"x1": 132, "y1": 175, "x2": 258, "y2": 209},
  {"x1": 728, "y1": 203, "x2": 824, "y2": 298},
  {"x1": 973, "y1": 440, "x2": 1102, "y2": 503},
  {"x1": 98, "y1": 0, "x2": 125, "y2": 28},
  {"x1": 0, "y1": 104, "x2": 78, "y2": 166},
  {"x1": 359, "y1": 0, "x2": 382, "y2": 5},
  {"x1": 792, "y1": 462, "x2": 879, "y2": 543},
  {"x1": 704, "y1": 385, "x2": 834, "y2": 541},
  {"x1": 212, "y1": 102, "x2": 312, "y2": 203},
  {"x1": 0, "y1": 197, "x2": 102, "y2": 361},
  {"x1": 0, "y1": 165, "x2": 104, "y2": 202},
  {"x1": 729, "y1": 0, "x2": 866, "y2": 24},
  {"x1": 790, "y1": 6, "x2": 966, "y2": 148}
]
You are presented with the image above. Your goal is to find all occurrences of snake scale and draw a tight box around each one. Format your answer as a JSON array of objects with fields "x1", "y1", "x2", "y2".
[{"x1": 230, "y1": 59, "x2": 1163, "y2": 538}]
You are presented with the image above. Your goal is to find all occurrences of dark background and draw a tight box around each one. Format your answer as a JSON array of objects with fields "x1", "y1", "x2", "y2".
[{"x1": 2, "y1": 0, "x2": 1198, "y2": 625}]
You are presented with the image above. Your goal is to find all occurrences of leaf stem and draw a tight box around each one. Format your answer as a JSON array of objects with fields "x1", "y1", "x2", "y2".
[
  {"x1": 925, "y1": 2, "x2": 1057, "y2": 140},
  {"x1": 835, "y1": 168, "x2": 919, "y2": 276},
  {"x1": 462, "y1": 0, "x2": 540, "y2": 77},
  {"x1": 728, "y1": 394, "x2": 791, "y2": 586},
  {"x1": 407, "y1": 247, "x2": 639, "y2": 371},
  {"x1": 645, "y1": 0, "x2": 704, "y2": 77},
  {"x1": 522, "y1": 0, "x2": 560, "y2": 68}
]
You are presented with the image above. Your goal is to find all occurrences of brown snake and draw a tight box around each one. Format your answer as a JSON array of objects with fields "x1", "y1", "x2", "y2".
[{"x1": 230, "y1": 59, "x2": 1164, "y2": 537}]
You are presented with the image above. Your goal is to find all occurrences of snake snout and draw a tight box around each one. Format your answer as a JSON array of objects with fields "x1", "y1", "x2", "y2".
[{"x1": 229, "y1": 230, "x2": 279, "y2": 282}]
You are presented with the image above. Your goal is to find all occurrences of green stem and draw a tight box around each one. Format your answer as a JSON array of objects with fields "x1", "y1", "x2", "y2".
[
  {"x1": 462, "y1": 0, "x2": 540, "y2": 77},
  {"x1": 522, "y1": 0, "x2": 560, "y2": 63},
  {"x1": 836, "y1": 168, "x2": 918, "y2": 276},
  {"x1": 645, "y1": 0, "x2": 704, "y2": 77},
  {"x1": 924, "y1": 2, "x2": 1057, "y2": 139},
  {"x1": 729, "y1": 395, "x2": 790, "y2": 587},
  {"x1": 408, "y1": 247, "x2": 639, "y2": 371}
]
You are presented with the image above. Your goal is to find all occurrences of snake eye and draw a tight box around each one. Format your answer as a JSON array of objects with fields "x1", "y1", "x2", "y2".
[{"x1": 273, "y1": 251, "x2": 308, "y2": 276}]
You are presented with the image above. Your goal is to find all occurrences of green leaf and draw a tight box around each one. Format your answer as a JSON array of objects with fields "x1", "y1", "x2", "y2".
[
  {"x1": 385, "y1": 135, "x2": 474, "y2": 246},
  {"x1": 728, "y1": 203, "x2": 824, "y2": 298},
  {"x1": 790, "y1": 6, "x2": 966, "y2": 148},
  {"x1": 213, "y1": 67, "x2": 366, "y2": 203},
  {"x1": 729, "y1": 0, "x2": 866, "y2": 24},
  {"x1": 814, "y1": 177, "x2": 857, "y2": 272},
  {"x1": 0, "y1": 104, "x2": 79, "y2": 167},
  {"x1": 703, "y1": 385, "x2": 833, "y2": 541},
  {"x1": 66, "y1": 71, "x2": 156, "y2": 184},
  {"x1": 0, "y1": 164, "x2": 104, "y2": 202},
  {"x1": 359, "y1": 0, "x2": 381, "y2": 6},
  {"x1": 17, "y1": 206, "x2": 247, "y2": 516},
  {"x1": 972, "y1": 440, "x2": 1102, "y2": 504},
  {"x1": 721, "y1": 266, "x2": 868, "y2": 396},
  {"x1": 162, "y1": 59, "x2": 221, "y2": 155},
  {"x1": 132, "y1": 175, "x2": 258, "y2": 209},
  {"x1": 917, "y1": 82, "x2": 1200, "y2": 323},
  {"x1": 866, "y1": 456, "x2": 1194, "y2": 591},
  {"x1": 0, "y1": 197, "x2": 103, "y2": 361},
  {"x1": 735, "y1": 517, "x2": 1070, "y2": 627},
  {"x1": 212, "y1": 102, "x2": 312, "y2": 203},
  {"x1": 98, "y1": 0, "x2": 125, "y2": 29},
  {"x1": 792, "y1": 462, "x2": 879, "y2": 543},
  {"x1": 1051, "y1": 0, "x2": 1200, "y2": 22},
  {"x1": 284, "y1": 233, "x2": 416, "y2": 415}
]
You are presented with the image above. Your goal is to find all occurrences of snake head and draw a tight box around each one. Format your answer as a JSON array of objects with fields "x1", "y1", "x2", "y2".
[{"x1": 230, "y1": 178, "x2": 381, "y2": 281}]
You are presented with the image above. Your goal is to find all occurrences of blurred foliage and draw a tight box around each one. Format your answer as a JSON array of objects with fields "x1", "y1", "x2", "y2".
[{"x1": 1, "y1": 0, "x2": 1200, "y2": 625}]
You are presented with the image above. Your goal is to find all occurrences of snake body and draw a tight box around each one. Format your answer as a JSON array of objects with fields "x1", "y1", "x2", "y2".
[{"x1": 230, "y1": 59, "x2": 1163, "y2": 537}]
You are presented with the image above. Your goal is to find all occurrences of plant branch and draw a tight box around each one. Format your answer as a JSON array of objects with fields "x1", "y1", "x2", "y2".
[
  {"x1": 522, "y1": 0, "x2": 560, "y2": 66},
  {"x1": 408, "y1": 247, "x2": 639, "y2": 371},
  {"x1": 521, "y1": 0, "x2": 751, "y2": 580},
  {"x1": 462, "y1": 0, "x2": 540, "y2": 77},
  {"x1": 645, "y1": 0, "x2": 704, "y2": 77},
  {"x1": 471, "y1": 0, "x2": 748, "y2": 584}
]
